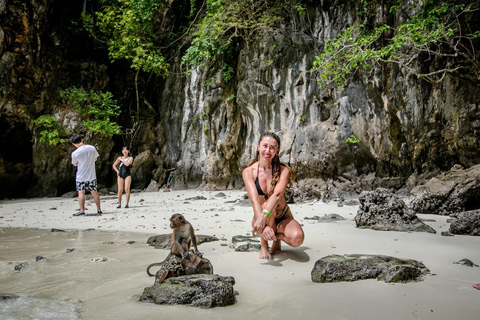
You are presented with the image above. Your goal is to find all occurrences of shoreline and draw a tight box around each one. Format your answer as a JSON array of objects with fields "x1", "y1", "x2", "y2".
[{"x1": 1, "y1": 189, "x2": 480, "y2": 319}]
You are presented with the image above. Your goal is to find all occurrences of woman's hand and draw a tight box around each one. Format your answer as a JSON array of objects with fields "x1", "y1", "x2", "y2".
[
  {"x1": 262, "y1": 226, "x2": 276, "y2": 241},
  {"x1": 252, "y1": 214, "x2": 267, "y2": 235}
]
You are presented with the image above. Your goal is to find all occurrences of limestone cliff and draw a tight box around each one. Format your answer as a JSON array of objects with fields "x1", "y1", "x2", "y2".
[{"x1": 0, "y1": 0, "x2": 479, "y2": 198}]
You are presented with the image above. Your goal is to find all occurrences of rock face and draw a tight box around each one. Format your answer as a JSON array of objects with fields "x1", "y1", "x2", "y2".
[
  {"x1": 449, "y1": 210, "x2": 480, "y2": 236},
  {"x1": 355, "y1": 189, "x2": 436, "y2": 233},
  {"x1": 410, "y1": 164, "x2": 480, "y2": 215},
  {"x1": 1, "y1": 0, "x2": 480, "y2": 197},
  {"x1": 311, "y1": 254, "x2": 430, "y2": 283},
  {"x1": 140, "y1": 274, "x2": 236, "y2": 308}
]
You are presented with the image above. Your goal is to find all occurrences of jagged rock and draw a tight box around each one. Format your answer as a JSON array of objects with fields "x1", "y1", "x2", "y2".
[
  {"x1": 231, "y1": 235, "x2": 259, "y2": 244},
  {"x1": 311, "y1": 254, "x2": 429, "y2": 283},
  {"x1": 235, "y1": 243, "x2": 261, "y2": 252},
  {"x1": 215, "y1": 192, "x2": 227, "y2": 197},
  {"x1": 151, "y1": 254, "x2": 214, "y2": 284},
  {"x1": 355, "y1": 189, "x2": 436, "y2": 233},
  {"x1": 140, "y1": 274, "x2": 236, "y2": 308},
  {"x1": 453, "y1": 258, "x2": 479, "y2": 267},
  {"x1": 318, "y1": 214, "x2": 345, "y2": 222},
  {"x1": 147, "y1": 234, "x2": 219, "y2": 249},
  {"x1": 410, "y1": 164, "x2": 480, "y2": 214},
  {"x1": 131, "y1": 150, "x2": 157, "y2": 190},
  {"x1": 449, "y1": 210, "x2": 480, "y2": 236},
  {"x1": 0, "y1": 293, "x2": 19, "y2": 300},
  {"x1": 185, "y1": 196, "x2": 207, "y2": 200},
  {"x1": 61, "y1": 191, "x2": 77, "y2": 198},
  {"x1": 145, "y1": 180, "x2": 160, "y2": 192},
  {"x1": 14, "y1": 262, "x2": 27, "y2": 271}
]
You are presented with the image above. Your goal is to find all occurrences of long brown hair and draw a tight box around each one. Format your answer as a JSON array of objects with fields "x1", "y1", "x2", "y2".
[{"x1": 248, "y1": 132, "x2": 296, "y2": 197}]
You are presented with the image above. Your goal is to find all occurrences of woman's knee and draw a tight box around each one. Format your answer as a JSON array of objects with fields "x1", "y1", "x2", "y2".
[{"x1": 288, "y1": 229, "x2": 304, "y2": 247}]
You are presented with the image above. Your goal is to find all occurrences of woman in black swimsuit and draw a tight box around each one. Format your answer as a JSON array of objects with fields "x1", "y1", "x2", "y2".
[
  {"x1": 242, "y1": 132, "x2": 304, "y2": 260},
  {"x1": 113, "y1": 147, "x2": 134, "y2": 208}
]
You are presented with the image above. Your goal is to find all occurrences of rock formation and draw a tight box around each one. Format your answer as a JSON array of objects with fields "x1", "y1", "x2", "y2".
[
  {"x1": 140, "y1": 274, "x2": 236, "y2": 308},
  {"x1": 449, "y1": 210, "x2": 480, "y2": 236},
  {"x1": 1, "y1": 0, "x2": 479, "y2": 198},
  {"x1": 311, "y1": 254, "x2": 430, "y2": 283},
  {"x1": 355, "y1": 189, "x2": 436, "y2": 233},
  {"x1": 410, "y1": 164, "x2": 480, "y2": 215}
]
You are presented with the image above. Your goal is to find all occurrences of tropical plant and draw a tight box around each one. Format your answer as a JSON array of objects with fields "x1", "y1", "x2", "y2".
[
  {"x1": 312, "y1": 1, "x2": 480, "y2": 90},
  {"x1": 34, "y1": 115, "x2": 70, "y2": 146},
  {"x1": 60, "y1": 87, "x2": 122, "y2": 137}
]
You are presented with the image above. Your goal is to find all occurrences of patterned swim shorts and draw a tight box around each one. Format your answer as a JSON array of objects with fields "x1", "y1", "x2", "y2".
[{"x1": 76, "y1": 179, "x2": 98, "y2": 192}]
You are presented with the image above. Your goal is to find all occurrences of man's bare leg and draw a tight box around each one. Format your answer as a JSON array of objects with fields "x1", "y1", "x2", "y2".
[
  {"x1": 91, "y1": 190, "x2": 101, "y2": 212},
  {"x1": 77, "y1": 190, "x2": 86, "y2": 213}
]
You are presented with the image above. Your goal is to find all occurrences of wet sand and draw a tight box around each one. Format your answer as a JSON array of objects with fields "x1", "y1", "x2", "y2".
[{"x1": 1, "y1": 190, "x2": 480, "y2": 319}]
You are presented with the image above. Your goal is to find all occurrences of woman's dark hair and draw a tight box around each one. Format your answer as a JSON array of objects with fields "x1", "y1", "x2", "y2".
[{"x1": 248, "y1": 132, "x2": 296, "y2": 197}]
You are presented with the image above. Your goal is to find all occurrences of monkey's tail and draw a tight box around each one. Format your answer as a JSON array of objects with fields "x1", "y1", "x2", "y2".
[{"x1": 146, "y1": 262, "x2": 163, "y2": 276}]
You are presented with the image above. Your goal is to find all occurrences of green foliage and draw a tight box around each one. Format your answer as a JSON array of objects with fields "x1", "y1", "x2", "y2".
[
  {"x1": 300, "y1": 114, "x2": 306, "y2": 122},
  {"x1": 34, "y1": 115, "x2": 70, "y2": 146},
  {"x1": 312, "y1": 1, "x2": 480, "y2": 90},
  {"x1": 345, "y1": 135, "x2": 360, "y2": 144},
  {"x1": 182, "y1": 0, "x2": 297, "y2": 73},
  {"x1": 222, "y1": 63, "x2": 235, "y2": 82},
  {"x1": 226, "y1": 93, "x2": 235, "y2": 101},
  {"x1": 60, "y1": 87, "x2": 121, "y2": 137},
  {"x1": 83, "y1": 0, "x2": 169, "y2": 76}
]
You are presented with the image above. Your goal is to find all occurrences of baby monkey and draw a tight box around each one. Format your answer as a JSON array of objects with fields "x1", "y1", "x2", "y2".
[{"x1": 146, "y1": 213, "x2": 202, "y2": 276}]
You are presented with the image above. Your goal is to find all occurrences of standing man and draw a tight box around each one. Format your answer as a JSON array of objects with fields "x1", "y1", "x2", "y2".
[{"x1": 70, "y1": 134, "x2": 102, "y2": 216}]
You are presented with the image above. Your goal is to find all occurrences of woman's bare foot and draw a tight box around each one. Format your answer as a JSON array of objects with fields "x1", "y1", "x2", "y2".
[
  {"x1": 270, "y1": 240, "x2": 282, "y2": 255},
  {"x1": 473, "y1": 283, "x2": 480, "y2": 290},
  {"x1": 259, "y1": 245, "x2": 273, "y2": 260}
]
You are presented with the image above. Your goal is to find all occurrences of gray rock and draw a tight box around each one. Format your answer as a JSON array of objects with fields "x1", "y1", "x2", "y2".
[
  {"x1": 0, "y1": 293, "x2": 19, "y2": 300},
  {"x1": 318, "y1": 213, "x2": 345, "y2": 222},
  {"x1": 235, "y1": 243, "x2": 261, "y2": 252},
  {"x1": 355, "y1": 189, "x2": 436, "y2": 233},
  {"x1": 410, "y1": 164, "x2": 480, "y2": 214},
  {"x1": 145, "y1": 180, "x2": 160, "y2": 192},
  {"x1": 147, "y1": 234, "x2": 219, "y2": 249},
  {"x1": 140, "y1": 274, "x2": 236, "y2": 308},
  {"x1": 131, "y1": 150, "x2": 157, "y2": 190},
  {"x1": 231, "y1": 235, "x2": 259, "y2": 244},
  {"x1": 453, "y1": 258, "x2": 479, "y2": 267},
  {"x1": 449, "y1": 210, "x2": 480, "y2": 236},
  {"x1": 311, "y1": 254, "x2": 429, "y2": 283}
]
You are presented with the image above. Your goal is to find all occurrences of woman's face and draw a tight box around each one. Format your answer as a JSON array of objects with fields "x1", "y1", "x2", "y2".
[
  {"x1": 257, "y1": 137, "x2": 279, "y2": 162},
  {"x1": 122, "y1": 148, "x2": 129, "y2": 156}
]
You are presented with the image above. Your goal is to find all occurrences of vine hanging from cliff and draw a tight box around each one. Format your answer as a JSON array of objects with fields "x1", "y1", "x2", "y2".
[{"x1": 311, "y1": 0, "x2": 480, "y2": 90}]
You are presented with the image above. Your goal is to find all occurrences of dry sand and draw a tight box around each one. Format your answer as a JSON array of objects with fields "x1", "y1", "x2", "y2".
[{"x1": 1, "y1": 189, "x2": 480, "y2": 320}]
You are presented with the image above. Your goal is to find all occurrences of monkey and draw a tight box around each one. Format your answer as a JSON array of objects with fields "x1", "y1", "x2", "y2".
[{"x1": 146, "y1": 213, "x2": 202, "y2": 277}]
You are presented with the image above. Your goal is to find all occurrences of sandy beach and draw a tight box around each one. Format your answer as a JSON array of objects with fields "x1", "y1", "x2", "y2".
[{"x1": 1, "y1": 189, "x2": 480, "y2": 319}]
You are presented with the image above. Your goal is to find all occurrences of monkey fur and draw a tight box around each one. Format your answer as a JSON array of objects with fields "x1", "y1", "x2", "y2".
[{"x1": 146, "y1": 214, "x2": 202, "y2": 276}]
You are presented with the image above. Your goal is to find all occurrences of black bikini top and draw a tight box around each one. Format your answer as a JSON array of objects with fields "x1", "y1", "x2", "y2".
[{"x1": 255, "y1": 163, "x2": 269, "y2": 200}]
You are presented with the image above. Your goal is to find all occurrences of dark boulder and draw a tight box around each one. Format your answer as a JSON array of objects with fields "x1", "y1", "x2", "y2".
[
  {"x1": 449, "y1": 210, "x2": 480, "y2": 236},
  {"x1": 410, "y1": 164, "x2": 480, "y2": 214},
  {"x1": 140, "y1": 274, "x2": 236, "y2": 308},
  {"x1": 355, "y1": 189, "x2": 436, "y2": 233},
  {"x1": 311, "y1": 254, "x2": 429, "y2": 283},
  {"x1": 151, "y1": 254, "x2": 214, "y2": 284}
]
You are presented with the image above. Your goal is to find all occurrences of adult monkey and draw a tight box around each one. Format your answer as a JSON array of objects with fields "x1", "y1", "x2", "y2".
[
  {"x1": 146, "y1": 214, "x2": 202, "y2": 276},
  {"x1": 242, "y1": 132, "x2": 304, "y2": 260}
]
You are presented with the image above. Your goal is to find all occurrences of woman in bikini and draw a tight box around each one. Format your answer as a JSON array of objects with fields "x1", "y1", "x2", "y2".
[
  {"x1": 112, "y1": 146, "x2": 134, "y2": 208},
  {"x1": 242, "y1": 132, "x2": 304, "y2": 260}
]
